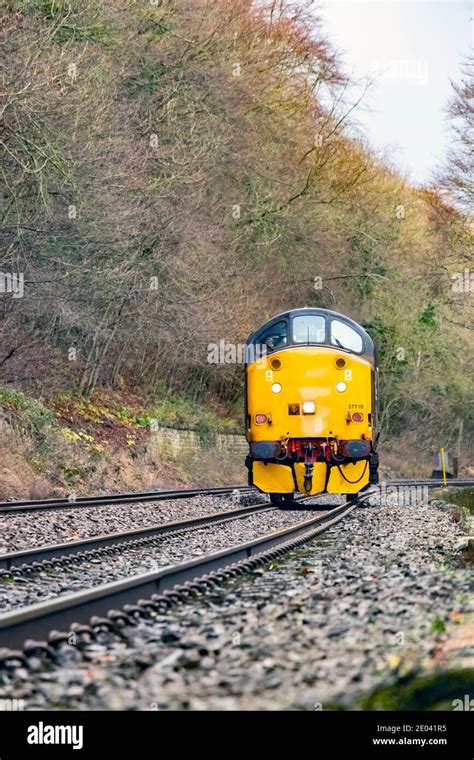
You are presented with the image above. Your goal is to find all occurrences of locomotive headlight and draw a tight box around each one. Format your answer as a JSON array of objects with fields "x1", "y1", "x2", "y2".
[
  {"x1": 302, "y1": 401, "x2": 316, "y2": 414},
  {"x1": 271, "y1": 383, "x2": 282, "y2": 394},
  {"x1": 336, "y1": 382, "x2": 347, "y2": 392}
]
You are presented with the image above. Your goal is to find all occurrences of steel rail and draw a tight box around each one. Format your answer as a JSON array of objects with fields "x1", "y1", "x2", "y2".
[
  {"x1": 0, "y1": 484, "x2": 254, "y2": 514},
  {"x1": 0, "y1": 492, "x2": 324, "y2": 572},
  {"x1": 1, "y1": 478, "x2": 472, "y2": 515},
  {"x1": 0, "y1": 495, "x2": 365, "y2": 651},
  {"x1": 384, "y1": 479, "x2": 473, "y2": 487},
  {"x1": 0, "y1": 500, "x2": 278, "y2": 571},
  {"x1": 1, "y1": 479, "x2": 471, "y2": 570},
  {"x1": 2, "y1": 478, "x2": 472, "y2": 516}
]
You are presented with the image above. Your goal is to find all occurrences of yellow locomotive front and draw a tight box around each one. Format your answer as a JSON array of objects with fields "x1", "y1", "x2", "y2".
[{"x1": 244, "y1": 309, "x2": 379, "y2": 505}]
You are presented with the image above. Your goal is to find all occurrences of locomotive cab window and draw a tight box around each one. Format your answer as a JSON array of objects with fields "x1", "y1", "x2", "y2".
[
  {"x1": 258, "y1": 320, "x2": 288, "y2": 353},
  {"x1": 330, "y1": 319, "x2": 363, "y2": 353},
  {"x1": 292, "y1": 315, "x2": 326, "y2": 344}
]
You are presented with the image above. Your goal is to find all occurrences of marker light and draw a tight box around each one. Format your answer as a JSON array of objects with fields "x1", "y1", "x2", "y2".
[
  {"x1": 302, "y1": 401, "x2": 316, "y2": 414},
  {"x1": 271, "y1": 383, "x2": 282, "y2": 393},
  {"x1": 255, "y1": 414, "x2": 267, "y2": 424},
  {"x1": 352, "y1": 412, "x2": 364, "y2": 422},
  {"x1": 336, "y1": 382, "x2": 347, "y2": 392}
]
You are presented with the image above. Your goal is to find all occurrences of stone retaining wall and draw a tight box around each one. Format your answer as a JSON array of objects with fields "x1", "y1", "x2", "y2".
[{"x1": 150, "y1": 426, "x2": 247, "y2": 458}]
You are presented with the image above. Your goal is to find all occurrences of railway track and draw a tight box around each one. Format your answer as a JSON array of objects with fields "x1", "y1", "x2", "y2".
[
  {"x1": 0, "y1": 498, "x2": 284, "y2": 572},
  {"x1": 5, "y1": 480, "x2": 464, "y2": 577},
  {"x1": 0, "y1": 478, "x2": 471, "y2": 660},
  {"x1": 0, "y1": 477, "x2": 470, "y2": 580},
  {"x1": 383, "y1": 478, "x2": 473, "y2": 488},
  {"x1": 1, "y1": 480, "x2": 469, "y2": 575},
  {"x1": 0, "y1": 478, "x2": 470, "y2": 516},
  {"x1": 0, "y1": 495, "x2": 327, "y2": 614},
  {"x1": 0, "y1": 494, "x2": 364, "y2": 656},
  {"x1": 0, "y1": 484, "x2": 255, "y2": 514}
]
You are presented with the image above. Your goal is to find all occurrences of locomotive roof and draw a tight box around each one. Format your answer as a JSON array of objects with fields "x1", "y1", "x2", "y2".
[{"x1": 246, "y1": 307, "x2": 376, "y2": 358}]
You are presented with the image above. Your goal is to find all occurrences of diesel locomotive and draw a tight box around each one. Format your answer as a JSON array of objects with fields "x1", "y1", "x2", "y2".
[{"x1": 244, "y1": 308, "x2": 379, "y2": 505}]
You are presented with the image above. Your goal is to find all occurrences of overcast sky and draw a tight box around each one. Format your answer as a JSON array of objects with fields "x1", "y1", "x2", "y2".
[{"x1": 318, "y1": 0, "x2": 472, "y2": 185}]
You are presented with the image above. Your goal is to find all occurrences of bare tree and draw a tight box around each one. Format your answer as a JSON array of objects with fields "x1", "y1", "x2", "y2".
[{"x1": 436, "y1": 54, "x2": 473, "y2": 209}]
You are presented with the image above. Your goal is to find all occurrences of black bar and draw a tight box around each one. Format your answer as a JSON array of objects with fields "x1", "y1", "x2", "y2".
[{"x1": 0, "y1": 710, "x2": 471, "y2": 757}]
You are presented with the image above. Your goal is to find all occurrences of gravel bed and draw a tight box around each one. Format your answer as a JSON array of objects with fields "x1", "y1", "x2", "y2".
[
  {"x1": 0, "y1": 493, "x2": 470, "y2": 710},
  {"x1": 0, "y1": 492, "x2": 266, "y2": 554},
  {"x1": 0, "y1": 506, "x2": 332, "y2": 611}
]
